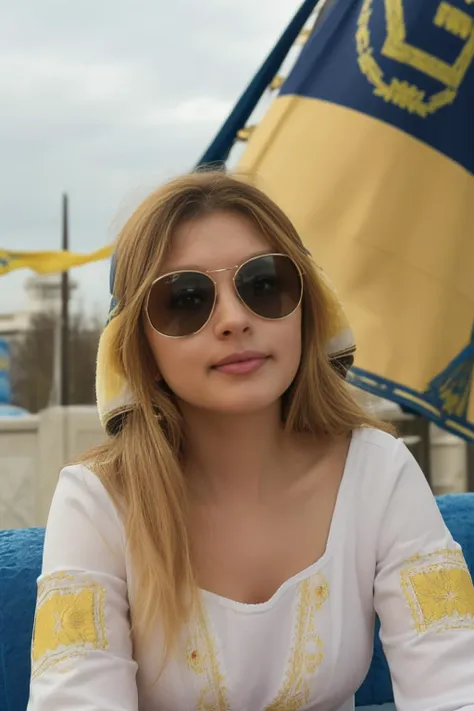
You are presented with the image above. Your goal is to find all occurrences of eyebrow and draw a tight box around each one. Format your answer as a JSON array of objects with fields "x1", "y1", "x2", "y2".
[{"x1": 160, "y1": 249, "x2": 274, "y2": 274}]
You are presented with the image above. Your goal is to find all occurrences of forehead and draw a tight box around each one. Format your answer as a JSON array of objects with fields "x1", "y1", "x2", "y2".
[{"x1": 161, "y1": 210, "x2": 273, "y2": 272}]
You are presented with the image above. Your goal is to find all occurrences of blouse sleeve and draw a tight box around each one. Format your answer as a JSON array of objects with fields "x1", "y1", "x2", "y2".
[
  {"x1": 373, "y1": 439, "x2": 474, "y2": 711},
  {"x1": 27, "y1": 465, "x2": 139, "y2": 711}
]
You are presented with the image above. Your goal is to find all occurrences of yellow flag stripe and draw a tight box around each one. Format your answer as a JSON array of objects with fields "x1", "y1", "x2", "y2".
[{"x1": 0, "y1": 244, "x2": 114, "y2": 276}]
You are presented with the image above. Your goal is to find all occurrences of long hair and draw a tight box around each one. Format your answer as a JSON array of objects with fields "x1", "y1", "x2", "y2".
[{"x1": 85, "y1": 170, "x2": 391, "y2": 660}]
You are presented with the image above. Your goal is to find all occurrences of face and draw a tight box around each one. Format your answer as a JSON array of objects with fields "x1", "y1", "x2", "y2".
[{"x1": 144, "y1": 210, "x2": 302, "y2": 416}]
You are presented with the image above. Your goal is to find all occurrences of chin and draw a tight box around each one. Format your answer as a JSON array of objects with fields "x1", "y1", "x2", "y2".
[
  {"x1": 213, "y1": 399, "x2": 276, "y2": 415},
  {"x1": 175, "y1": 371, "x2": 297, "y2": 416},
  {"x1": 203, "y1": 384, "x2": 287, "y2": 415}
]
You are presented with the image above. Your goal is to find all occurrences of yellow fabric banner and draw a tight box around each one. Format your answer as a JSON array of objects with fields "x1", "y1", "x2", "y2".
[{"x1": 0, "y1": 245, "x2": 114, "y2": 276}]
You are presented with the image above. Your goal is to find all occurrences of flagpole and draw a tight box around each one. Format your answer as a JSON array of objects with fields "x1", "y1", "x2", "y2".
[
  {"x1": 60, "y1": 193, "x2": 69, "y2": 407},
  {"x1": 196, "y1": 0, "x2": 320, "y2": 167}
]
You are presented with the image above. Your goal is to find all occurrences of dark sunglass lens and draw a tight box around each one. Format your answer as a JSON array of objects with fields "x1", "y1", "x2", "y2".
[
  {"x1": 235, "y1": 255, "x2": 302, "y2": 319},
  {"x1": 147, "y1": 272, "x2": 215, "y2": 336}
]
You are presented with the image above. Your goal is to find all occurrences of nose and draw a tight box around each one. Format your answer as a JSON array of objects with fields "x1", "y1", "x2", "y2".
[{"x1": 212, "y1": 280, "x2": 252, "y2": 338}]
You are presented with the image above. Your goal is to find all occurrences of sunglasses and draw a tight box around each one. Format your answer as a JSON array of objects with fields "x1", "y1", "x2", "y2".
[{"x1": 145, "y1": 253, "x2": 303, "y2": 338}]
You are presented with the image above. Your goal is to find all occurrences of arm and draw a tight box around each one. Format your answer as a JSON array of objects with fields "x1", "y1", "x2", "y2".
[
  {"x1": 27, "y1": 465, "x2": 139, "y2": 711},
  {"x1": 374, "y1": 439, "x2": 474, "y2": 711}
]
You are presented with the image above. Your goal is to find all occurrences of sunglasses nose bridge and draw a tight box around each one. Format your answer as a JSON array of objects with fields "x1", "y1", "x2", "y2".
[
  {"x1": 206, "y1": 264, "x2": 238, "y2": 276},
  {"x1": 206, "y1": 264, "x2": 238, "y2": 299}
]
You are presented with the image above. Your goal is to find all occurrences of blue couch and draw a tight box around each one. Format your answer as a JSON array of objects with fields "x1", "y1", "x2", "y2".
[{"x1": 1, "y1": 494, "x2": 473, "y2": 711}]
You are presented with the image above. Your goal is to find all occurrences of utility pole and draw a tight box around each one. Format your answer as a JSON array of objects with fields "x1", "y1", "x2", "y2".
[{"x1": 60, "y1": 193, "x2": 69, "y2": 407}]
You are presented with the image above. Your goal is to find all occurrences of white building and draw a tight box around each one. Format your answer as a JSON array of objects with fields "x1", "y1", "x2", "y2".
[
  {"x1": 0, "y1": 274, "x2": 77, "y2": 341},
  {"x1": 0, "y1": 310, "x2": 31, "y2": 339}
]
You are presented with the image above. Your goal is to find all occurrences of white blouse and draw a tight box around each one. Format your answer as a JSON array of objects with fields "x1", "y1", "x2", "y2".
[{"x1": 27, "y1": 428, "x2": 474, "y2": 711}]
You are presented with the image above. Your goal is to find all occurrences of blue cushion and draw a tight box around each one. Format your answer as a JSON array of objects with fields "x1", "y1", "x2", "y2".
[
  {"x1": 0, "y1": 528, "x2": 45, "y2": 711},
  {"x1": 0, "y1": 495, "x2": 473, "y2": 711}
]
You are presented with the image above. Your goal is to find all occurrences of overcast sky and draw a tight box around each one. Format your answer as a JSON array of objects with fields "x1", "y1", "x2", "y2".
[{"x1": 0, "y1": 0, "x2": 299, "y2": 319}]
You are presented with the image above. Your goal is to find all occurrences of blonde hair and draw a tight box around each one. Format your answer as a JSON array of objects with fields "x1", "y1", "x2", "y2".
[{"x1": 86, "y1": 170, "x2": 391, "y2": 660}]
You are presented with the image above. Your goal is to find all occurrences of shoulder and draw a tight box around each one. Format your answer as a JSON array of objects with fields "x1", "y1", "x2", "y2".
[
  {"x1": 352, "y1": 425, "x2": 400, "y2": 454},
  {"x1": 42, "y1": 462, "x2": 126, "y2": 575},
  {"x1": 351, "y1": 426, "x2": 407, "y2": 473},
  {"x1": 345, "y1": 428, "x2": 443, "y2": 565},
  {"x1": 52, "y1": 463, "x2": 122, "y2": 523},
  {"x1": 57, "y1": 462, "x2": 118, "y2": 502},
  {"x1": 349, "y1": 427, "x2": 428, "y2": 507}
]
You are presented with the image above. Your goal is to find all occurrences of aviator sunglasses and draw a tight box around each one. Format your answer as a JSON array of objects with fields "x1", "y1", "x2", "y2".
[{"x1": 145, "y1": 253, "x2": 303, "y2": 338}]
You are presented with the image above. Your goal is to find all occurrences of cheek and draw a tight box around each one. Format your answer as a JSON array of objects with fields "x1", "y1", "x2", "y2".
[
  {"x1": 146, "y1": 330, "x2": 206, "y2": 393},
  {"x1": 277, "y1": 311, "x2": 302, "y2": 373},
  {"x1": 146, "y1": 325, "x2": 176, "y2": 379}
]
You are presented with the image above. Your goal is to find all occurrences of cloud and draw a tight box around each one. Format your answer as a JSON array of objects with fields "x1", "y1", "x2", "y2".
[{"x1": 0, "y1": 0, "x2": 298, "y2": 315}]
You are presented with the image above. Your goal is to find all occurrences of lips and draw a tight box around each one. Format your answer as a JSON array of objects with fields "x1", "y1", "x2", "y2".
[
  {"x1": 213, "y1": 351, "x2": 268, "y2": 367},
  {"x1": 212, "y1": 351, "x2": 269, "y2": 375}
]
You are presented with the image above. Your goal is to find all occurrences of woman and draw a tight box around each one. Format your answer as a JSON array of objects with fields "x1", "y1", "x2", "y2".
[{"x1": 28, "y1": 171, "x2": 474, "y2": 711}]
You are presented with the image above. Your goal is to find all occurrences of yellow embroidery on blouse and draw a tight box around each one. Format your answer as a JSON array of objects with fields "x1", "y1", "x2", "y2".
[
  {"x1": 265, "y1": 574, "x2": 328, "y2": 711},
  {"x1": 185, "y1": 605, "x2": 230, "y2": 711},
  {"x1": 31, "y1": 572, "x2": 108, "y2": 679},
  {"x1": 401, "y1": 548, "x2": 474, "y2": 633}
]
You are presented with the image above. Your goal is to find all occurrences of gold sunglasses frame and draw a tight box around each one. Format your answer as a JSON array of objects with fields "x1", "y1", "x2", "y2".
[{"x1": 145, "y1": 252, "x2": 304, "y2": 338}]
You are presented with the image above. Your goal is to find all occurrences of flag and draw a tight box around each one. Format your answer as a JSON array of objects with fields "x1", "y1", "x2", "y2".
[
  {"x1": 0, "y1": 244, "x2": 114, "y2": 276},
  {"x1": 237, "y1": 0, "x2": 474, "y2": 440}
]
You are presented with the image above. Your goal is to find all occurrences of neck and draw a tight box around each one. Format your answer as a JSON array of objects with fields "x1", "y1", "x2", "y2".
[{"x1": 181, "y1": 402, "x2": 292, "y2": 501}]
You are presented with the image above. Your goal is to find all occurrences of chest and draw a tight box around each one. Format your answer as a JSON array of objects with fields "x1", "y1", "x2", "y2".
[
  {"x1": 189, "y1": 475, "x2": 341, "y2": 605},
  {"x1": 134, "y1": 563, "x2": 375, "y2": 711}
]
